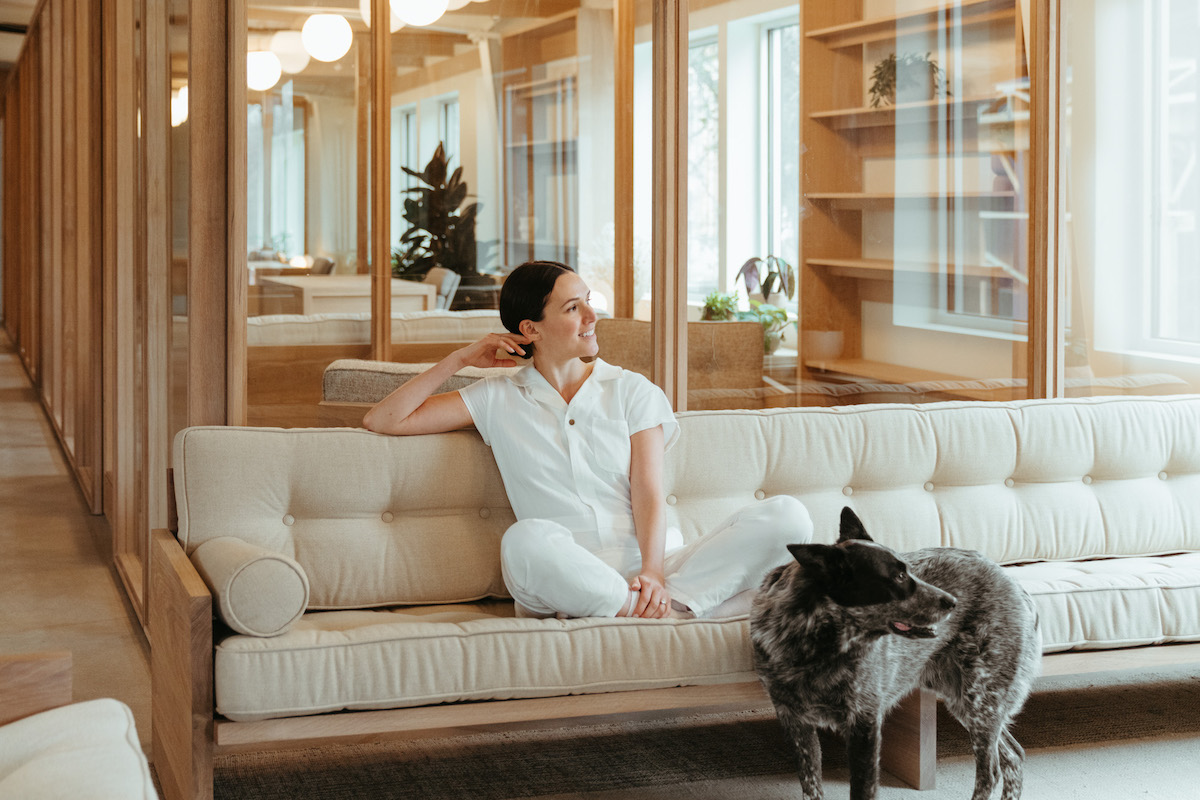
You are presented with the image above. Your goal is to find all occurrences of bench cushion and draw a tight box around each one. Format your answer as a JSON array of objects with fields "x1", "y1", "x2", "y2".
[
  {"x1": 0, "y1": 699, "x2": 157, "y2": 799},
  {"x1": 1012, "y1": 552, "x2": 1200, "y2": 652},
  {"x1": 214, "y1": 604, "x2": 753, "y2": 722}
]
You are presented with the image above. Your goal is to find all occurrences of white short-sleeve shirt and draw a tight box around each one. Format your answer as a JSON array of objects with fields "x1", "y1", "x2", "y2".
[{"x1": 458, "y1": 359, "x2": 680, "y2": 555}]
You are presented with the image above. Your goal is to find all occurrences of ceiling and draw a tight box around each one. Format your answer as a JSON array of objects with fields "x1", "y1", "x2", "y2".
[{"x1": 0, "y1": 0, "x2": 34, "y2": 68}]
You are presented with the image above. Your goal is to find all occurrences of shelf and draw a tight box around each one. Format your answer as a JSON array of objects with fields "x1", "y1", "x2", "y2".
[
  {"x1": 810, "y1": 95, "x2": 1004, "y2": 130},
  {"x1": 806, "y1": 0, "x2": 1014, "y2": 48},
  {"x1": 807, "y1": 257, "x2": 1008, "y2": 282},
  {"x1": 805, "y1": 191, "x2": 1016, "y2": 209}
]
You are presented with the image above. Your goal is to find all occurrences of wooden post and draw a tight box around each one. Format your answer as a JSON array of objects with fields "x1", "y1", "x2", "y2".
[
  {"x1": 651, "y1": 0, "x2": 688, "y2": 409},
  {"x1": 1027, "y1": 0, "x2": 1062, "y2": 399},
  {"x1": 613, "y1": 0, "x2": 634, "y2": 319},
  {"x1": 372, "y1": 0, "x2": 392, "y2": 363},
  {"x1": 880, "y1": 688, "x2": 938, "y2": 790}
]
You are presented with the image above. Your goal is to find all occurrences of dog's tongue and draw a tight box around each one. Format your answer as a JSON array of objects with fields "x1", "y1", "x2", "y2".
[{"x1": 893, "y1": 622, "x2": 913, "y2": 632}]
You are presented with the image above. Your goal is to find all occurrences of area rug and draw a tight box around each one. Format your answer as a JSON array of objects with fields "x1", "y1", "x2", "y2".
[{"x1": 209, "y1": 666, "x2": 1200, "y2": 800}]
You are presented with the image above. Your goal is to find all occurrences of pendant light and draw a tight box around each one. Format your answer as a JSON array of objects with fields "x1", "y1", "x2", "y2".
[
  {"x1": 269, "y1": 31, "x2": 311, "y2": 74},
  {"x1": 247, "y1": 51, "x2": 283, "y2": 92},
  {"x1": 301, "y1": 14, "x2": 353, "y2": 63},
  {"x1": 391, "y1": 0, "x2": 450, "y2": 28}
]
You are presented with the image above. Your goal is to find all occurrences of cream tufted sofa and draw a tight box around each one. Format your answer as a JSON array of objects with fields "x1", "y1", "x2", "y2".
[{"x1": 152, "y1": 395, "x2": 1200, "y2": 800}]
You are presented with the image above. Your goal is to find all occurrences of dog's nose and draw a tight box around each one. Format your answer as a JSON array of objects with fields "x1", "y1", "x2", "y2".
[{"x1": 940, "y1": 593, "x2": 957, "y2": 611}]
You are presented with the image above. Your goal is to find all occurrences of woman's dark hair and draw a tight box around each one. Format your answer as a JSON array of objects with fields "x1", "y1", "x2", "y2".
[{"x1": 499, "y1": 260, "x2": 575, "y2": 359}]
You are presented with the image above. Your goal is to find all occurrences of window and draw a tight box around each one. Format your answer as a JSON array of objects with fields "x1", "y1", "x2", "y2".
[
  {"x1": 688, "y1": 35, "x2": 720, "y2": 303},
  {"x1": 439, "y1": 97, "x2": 460, "y2": 168},
  {"x1": 392, "y1": 105, "x2": 418, "y2": 250},
  {"x1": 247, "y1": 83, "x2": 307, "y2": 259},
  {"x1": 1087, "y1": 0, "x2": 1200, "y2": 362},
  {"x1": 765, "y1": 22, "x2": 801, "y2": 269}
]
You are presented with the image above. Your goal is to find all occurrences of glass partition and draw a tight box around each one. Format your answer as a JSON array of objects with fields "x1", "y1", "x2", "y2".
[
  {"x1": 682, "y1": 2, "x2": 802, "y2": 411},
  {"x1": 1059, "y1": 0, "x2": 1199, "y2": 396},
  {"x1": 794, "y1": 0, "x2": 1033, "y2": 406},
  {"x1": 244, "y1": 2, "x2": 372, "y2": 426}
]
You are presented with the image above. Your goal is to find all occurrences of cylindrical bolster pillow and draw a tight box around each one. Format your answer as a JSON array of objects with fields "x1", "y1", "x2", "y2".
[{"x1": 191, "y1": 537, "x2": 309, "y2": 637}]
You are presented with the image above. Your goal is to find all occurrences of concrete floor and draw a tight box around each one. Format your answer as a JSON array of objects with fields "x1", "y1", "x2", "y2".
[{"x1": 0, "y1": 330, "x2": 152, "y2": 752}]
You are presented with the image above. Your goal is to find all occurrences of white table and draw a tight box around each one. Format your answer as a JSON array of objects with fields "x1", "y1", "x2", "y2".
[{"x1": 259, "y1": 275, "x2": 437, "y2": 314}]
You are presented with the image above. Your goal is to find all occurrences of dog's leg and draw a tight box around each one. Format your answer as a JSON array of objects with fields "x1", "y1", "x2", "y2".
[
  {"x1": 998, "y1": 728, "x2": 1026, "y2": 800},
  {"x1": 846, "y1": 717, "x2": 883, "y2": 800},
  {"x1": 773, "y1": 704, "x2": 824, "y2": 800}
]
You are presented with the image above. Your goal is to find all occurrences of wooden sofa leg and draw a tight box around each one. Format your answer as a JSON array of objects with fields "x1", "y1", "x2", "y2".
[
  {"x1": 880, "y1": 688, "x2": 937, "y2": 790},
  {"x1": 150, "y1": 529, "x2": 214, "y2": 800}
]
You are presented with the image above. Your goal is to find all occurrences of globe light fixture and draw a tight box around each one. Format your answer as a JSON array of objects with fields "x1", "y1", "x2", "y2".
[
  {"x1": 301, "y1": 14, "x2": 353, "y2": 63},
  {"x1": 446, "y1": 0, "x2": 473, "y2": 9},
  {"x1": 391, "y1": 0, "x2": 450, "y2": 27},
  {"x1": 247, "y1": 51, "x2": 283, "y2": 92},
  {"x1": 359, "y1": 0, "x2": 404, "y2": 33},
  {"x1": 269, "y1": 31, "x2": 311, "y2": 74}
]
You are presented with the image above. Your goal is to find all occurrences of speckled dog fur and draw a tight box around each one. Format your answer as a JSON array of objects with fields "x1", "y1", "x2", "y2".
[{"x1": 750, "y1": 507, "x2": 1040, "y2": 800}]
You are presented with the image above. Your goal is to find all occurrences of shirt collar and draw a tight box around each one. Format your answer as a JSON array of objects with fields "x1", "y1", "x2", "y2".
[{"x1": 510, "y1": 358, "x2": 622, "y2": 388}]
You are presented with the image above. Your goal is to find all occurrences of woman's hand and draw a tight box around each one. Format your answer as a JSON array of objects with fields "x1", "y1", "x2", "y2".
[
  {"x1": 455, "y1": 332, "x2": 532, "y2": 369},
  {"x1": 629, "y1": 570, "x2": 671, "y2": 619}
]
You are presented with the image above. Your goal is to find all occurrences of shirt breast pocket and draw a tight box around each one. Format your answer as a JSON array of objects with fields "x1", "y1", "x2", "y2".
[{"x1": 588, "y1": 419, "x2": 631, "y2": 476}]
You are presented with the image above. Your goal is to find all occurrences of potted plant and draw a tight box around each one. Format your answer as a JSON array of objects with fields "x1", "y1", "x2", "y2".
[
  {"x1": 701, "y1": 290, "x2": 738, "y2": 321},
  {"x1": 868, "y1": 52, "x2": 948, "y2": 108},
  {"x1": 734, "y1": 255, "x2": 796, "y2": 306},
  {"x1": 738, "y1": 300, "x2": 792, "y2": 354},
  {"x1": 391, "y1": 143, "x2": 494, "y2": 292}
]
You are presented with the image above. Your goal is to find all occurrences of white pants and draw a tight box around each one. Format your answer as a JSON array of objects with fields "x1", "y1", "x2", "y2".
[{"x1": 500, "y1": 495, "x2": 813, "y2": 618}]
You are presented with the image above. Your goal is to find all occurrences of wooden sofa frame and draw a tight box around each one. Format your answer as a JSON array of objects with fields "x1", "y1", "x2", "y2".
[{"x1": 150, "y1": 528, "x2": 1200, "y2": 800}]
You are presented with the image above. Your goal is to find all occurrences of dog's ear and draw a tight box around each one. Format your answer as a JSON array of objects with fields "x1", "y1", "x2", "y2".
[
  {"x1": 838, "y1": 506, "x2": 874, "y2": 543},
  {"x1": 787, "y1": 543, "x2": 846, "y2": 581}
]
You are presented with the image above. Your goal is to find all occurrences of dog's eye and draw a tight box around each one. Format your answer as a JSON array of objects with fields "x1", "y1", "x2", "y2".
[{"x1": 894, "y1": 572, "x2": 908, "y2": 584}]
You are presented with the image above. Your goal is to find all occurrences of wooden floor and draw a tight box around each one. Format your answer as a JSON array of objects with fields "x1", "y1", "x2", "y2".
[{"x1": 0, "y1": 330, "x2": 152, "y2": 751}]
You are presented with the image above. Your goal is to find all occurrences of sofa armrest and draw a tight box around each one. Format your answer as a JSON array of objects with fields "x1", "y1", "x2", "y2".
[
  {"x1": 150, "y1": 528, "x2": 214, "y2": 800},
  {"x1": 0, "y1": 651, "x2": 72, "y2": 726},
  {"x1": 191, "y1": 537, "x2": 309, "y2": 637}
]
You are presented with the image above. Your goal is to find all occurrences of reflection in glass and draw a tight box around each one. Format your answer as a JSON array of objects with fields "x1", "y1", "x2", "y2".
[
  {"x1": 1061, "y1": 0, "x2": 1198, "y2": 396},
  {"x1": 797, "y1": 0, "x2": 1031, "y2": 406}
]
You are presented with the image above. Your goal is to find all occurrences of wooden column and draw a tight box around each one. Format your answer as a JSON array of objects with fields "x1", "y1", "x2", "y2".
[
  {"x1": 371, "y1": 0, "x2": 392, "y2": 363},
  {"x1": 1027, "y1": 0, "x2": 1062, "y2": 399},
  {"x1": 613, "y1": 0, "x2": 634, "y2": 319},
  {"x1": 228, "y1": 0, "x2": 247, "y2": 423},
  {"x1": 651, "y1": 0, "x2": 688, "y2": 409},
  {"x1": 189, "y1": 0, "x2": 230, "y2": 425}
]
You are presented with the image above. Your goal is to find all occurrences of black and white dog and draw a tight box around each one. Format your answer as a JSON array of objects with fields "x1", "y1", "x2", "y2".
[{"x1": 750, "y1": 507, "x2": 1040, "y2": 800}]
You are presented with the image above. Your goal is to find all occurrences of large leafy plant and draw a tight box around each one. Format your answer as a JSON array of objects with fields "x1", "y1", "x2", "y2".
[{"x1": 392, "y1": 143, "x2": 485, "y2": 279}]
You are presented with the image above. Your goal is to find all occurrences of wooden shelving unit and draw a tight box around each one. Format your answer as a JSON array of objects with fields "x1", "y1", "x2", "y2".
[{"x1": 798, "y1": 0, "x2": 1029, "y2": 399}]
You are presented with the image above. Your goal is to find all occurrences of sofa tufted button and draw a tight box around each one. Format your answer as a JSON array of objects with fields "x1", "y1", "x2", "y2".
[
  {"x1": 1004, "y1": 478, "x2": 1015, "y2": 488},
  {"x1": 665, "y1": 494, "x2": 677, "y2": 506},
  {"x1": 754, "y1": 489, "x2": 766, "y2": 500},
  {"x1": 381, "y1": 511, "x2": 394, "y2": 523},
  {"x1": 479, "y1": 507, "x2": 491, "y2": 519},
  {"x1": 282, "y1": 514, "x2": 295, "y2": 526},
  {"x1": 842, "y1": 486, "x2": 853, "y2": 497},
  {"x1": 1159, "y1": 471, "x2": 1169, "y2": 481},
  {"x1": 923, "y1": 481, "x2": 934, "y2": 492},
  {"x1": 568, "y1": 419, "x2": 576, "y2": 426},
  {"x1": 1081, "y1": 475, "x2": 1093, "y2": 485}
]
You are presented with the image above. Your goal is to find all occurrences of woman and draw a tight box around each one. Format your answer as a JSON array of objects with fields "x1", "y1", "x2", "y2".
[{"x1": 364, "y1": 260, "x2": 812, "y2": 619}]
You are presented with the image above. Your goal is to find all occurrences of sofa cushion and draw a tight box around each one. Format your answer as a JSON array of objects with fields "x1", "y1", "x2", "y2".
[
  {"x1": 192, "y1": 537, "x2": 310, "y2": 637},
  {"x1": 323, "y1": 360, "x2": 517, "y2": 405},
  {"x1": 247, "y1": 310, "x2": 504, "y2": 346},
  {"x1": 174, "y1": 427, "x2": 513, "y2": 608},
  {"x1": 213, "y1": 604, "x2": 753, "y2": 722},
  {"x1": 1011, "y1": 552, "x2": 1200, "y2": 652},
  {"x1": 665, "y1": 396, "x2": 1200, "y2": 565},
  {"x1": 0, "y1": 699, "x2": 157, "y2": 799}
]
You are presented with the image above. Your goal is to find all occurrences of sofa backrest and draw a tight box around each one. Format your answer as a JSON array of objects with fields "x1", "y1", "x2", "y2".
[
  {"x1": 247, "y1": 310, "x2": 504, "y2": 347},
  {"x1": 173, "y1": 395, "x2": 1200, "y2": 610}
]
